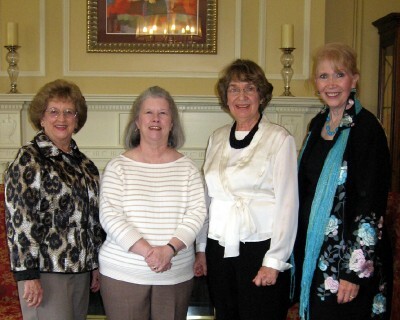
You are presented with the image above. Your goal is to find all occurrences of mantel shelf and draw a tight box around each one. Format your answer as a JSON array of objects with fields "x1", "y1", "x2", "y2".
[{"x1": 0, "y1": 94, "x2": 322, "y2": 181}]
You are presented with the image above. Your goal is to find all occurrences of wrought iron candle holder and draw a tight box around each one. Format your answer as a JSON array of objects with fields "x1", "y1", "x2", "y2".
[
  {"x1": 4, "y1": 45, "x2": 21, "y2": 94},
  {"x1": 280, "y1": 47, "x2": 295, "y2": 96}
]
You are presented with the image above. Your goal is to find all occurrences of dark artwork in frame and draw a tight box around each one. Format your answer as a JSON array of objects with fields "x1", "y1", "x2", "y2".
[{"x1": 87, "y1": 0, "x2": 217, "y2": 54}]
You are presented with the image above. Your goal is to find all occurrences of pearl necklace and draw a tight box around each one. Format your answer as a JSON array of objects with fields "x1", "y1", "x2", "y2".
[{"x1": 325, "y1": 113, "x2": 338, "y2": 136}]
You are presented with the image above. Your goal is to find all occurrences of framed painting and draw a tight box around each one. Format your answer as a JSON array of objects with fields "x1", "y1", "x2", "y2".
[{"x1": 87, "y1": 0, "x2": 217, "y2": 54}]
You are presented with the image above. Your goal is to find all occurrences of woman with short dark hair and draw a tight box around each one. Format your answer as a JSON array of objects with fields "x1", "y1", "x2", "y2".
[
  {"x1": 5, "y1": 79, "x2": 103, "y2": 320},
  {"x1": 196, "y1": 59, "x2": 299, "y2": 320}
]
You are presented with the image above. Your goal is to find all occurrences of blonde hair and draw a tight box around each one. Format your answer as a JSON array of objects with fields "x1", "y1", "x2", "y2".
[{"x1": 312, "y1": 43, "x2": 359, "y2": 79}]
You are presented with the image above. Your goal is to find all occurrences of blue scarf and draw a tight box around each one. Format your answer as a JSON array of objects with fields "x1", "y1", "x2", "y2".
[{"x1": 298, "y1": 97, "x2": 362, "y2": 320}]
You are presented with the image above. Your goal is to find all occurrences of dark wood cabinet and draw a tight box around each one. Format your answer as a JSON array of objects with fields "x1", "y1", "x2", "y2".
[{"x1": 373, "y1": 13, "x2": 400, "y2": 192}]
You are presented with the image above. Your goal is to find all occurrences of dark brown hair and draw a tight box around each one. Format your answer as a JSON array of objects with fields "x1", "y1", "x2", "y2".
[
  {"x1": 217, "y1": 59, "x2": 273, "y2": 112},
  {"x1": 29, "y1": 79, "x2": 87, "y2": 133}
]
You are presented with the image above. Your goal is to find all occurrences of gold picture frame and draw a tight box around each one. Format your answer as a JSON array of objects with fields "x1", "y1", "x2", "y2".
[{"x1": 87, "y1": 0, "x2": 217, "y2": 54}]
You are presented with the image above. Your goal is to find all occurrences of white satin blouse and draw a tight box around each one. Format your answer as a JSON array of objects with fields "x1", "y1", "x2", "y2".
[{"x1": 202, "y1": 115, "x2": 299, "y2": 271}]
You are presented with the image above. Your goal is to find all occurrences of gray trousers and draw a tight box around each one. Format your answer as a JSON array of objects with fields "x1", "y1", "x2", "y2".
[{"x1": 18, "y1": 272, "x2": 90, "y2": 320}]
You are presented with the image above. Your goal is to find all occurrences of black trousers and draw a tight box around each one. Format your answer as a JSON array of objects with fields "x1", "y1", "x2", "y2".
[{"x1": 206, "y1": 238, "x2": 291, "y2": 320}]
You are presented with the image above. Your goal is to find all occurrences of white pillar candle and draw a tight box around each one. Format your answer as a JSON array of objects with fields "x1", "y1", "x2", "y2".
[
  {"x1": 6, "y1": 22, "x2": 18, "y2": 46},
  {"x1": 281, "y1": 24, "x2": 294, "y2": 48}
]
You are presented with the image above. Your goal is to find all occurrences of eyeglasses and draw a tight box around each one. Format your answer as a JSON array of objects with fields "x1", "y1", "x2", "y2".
[
  {"x1": 227, "y1": 85, "x2": 258, "y2": 96},
  {"x1": 45, "y1": 108, "x2": 77, "y2": 119}
]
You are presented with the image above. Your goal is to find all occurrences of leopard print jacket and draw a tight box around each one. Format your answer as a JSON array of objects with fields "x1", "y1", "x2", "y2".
[{"x1": 5, "y1": 132, "x2": 103, "y2": 281}]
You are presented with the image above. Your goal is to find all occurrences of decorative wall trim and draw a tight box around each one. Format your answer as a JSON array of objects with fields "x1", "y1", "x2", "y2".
[
  {"x1": 258, "y1": 0, "x2": 267, "y2": 68},
  {"x1": 63, "y1": 0, "x2": 242, "y2": 78},
  {"x1": 0, "y1": 94, "x2": 322, "y2": 181},
  {"x1": 0, "y1": 0, "x2": 46, "y2": 77},
  {"x1": 261, "y1": 0, "x2": 311, "y2": 80},
  {"x1": 354, "y1": 0, "x2": 363, "y2": 67},
  {"x1": 234, "y1": 0, "x2": 242, "y2": 59}
]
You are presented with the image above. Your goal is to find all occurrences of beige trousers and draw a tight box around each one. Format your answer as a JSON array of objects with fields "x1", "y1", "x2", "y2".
[{"x1": 100, "y1": 274, "x2": 194, "y2": 320}]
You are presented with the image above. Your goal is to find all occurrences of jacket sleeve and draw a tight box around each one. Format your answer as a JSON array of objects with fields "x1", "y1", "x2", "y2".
[
  {"x1": 339, "y1": 113, "x2": 390, "y2": 284},
  {"x1": 5, "y1": 147, "x2": 42, "y2": 281},
  {"x1": 84, "y1": 160, "x2": 104, "y2": 267}
]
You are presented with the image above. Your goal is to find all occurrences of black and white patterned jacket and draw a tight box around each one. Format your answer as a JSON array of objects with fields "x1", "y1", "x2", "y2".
[{"x1": 5, "y1": 132, "x2": 103, "y2": 281}]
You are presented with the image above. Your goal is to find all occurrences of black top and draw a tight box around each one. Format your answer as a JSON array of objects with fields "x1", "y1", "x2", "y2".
[{"x1": 297, "y1": 136, "x2": 333, "y2": 258}]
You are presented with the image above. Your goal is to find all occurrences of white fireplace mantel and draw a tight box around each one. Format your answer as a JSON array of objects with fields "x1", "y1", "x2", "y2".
[{"x1": 0, "y1": 94, "x2": 322, "y2": 181}]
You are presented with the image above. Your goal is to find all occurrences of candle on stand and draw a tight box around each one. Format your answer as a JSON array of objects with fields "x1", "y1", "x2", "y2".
[
  {"x1": 6, "y1": 22, "x2": 18, "y2": 46},
  {"x1": 281, "y1": 24, "x2": 294, "y2": 48}
]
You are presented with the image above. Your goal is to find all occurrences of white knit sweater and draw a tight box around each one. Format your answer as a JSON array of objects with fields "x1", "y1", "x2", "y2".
[{"x1": 99, "y1": 155, "x2": 206, "y2": 285}]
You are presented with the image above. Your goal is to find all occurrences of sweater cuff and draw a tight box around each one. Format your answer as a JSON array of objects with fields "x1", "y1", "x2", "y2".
[
  {"x1": 118, "y1": 229, "x2": 143, "y2": 252},
  {"x1": 174, "y1": 228, "x2": 196, "y2": 249}
]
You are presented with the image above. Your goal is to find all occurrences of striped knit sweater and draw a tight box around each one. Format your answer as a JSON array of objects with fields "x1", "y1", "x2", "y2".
[{"x1": 99, "y1": 155, "x2": 206, "y2": 285}]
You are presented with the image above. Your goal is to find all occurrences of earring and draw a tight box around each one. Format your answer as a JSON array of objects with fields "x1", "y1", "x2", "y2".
[{"x1": 351, "y1": 88, "x2": 357, "y2": 93}]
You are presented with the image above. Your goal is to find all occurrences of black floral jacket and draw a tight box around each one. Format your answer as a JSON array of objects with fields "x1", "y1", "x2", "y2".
[
  {"x1": 297, "y1": 105, "x2": 392, "y2": 318},
  {"x1": 5, "y1": 132, "x2": 103, "y2": 281}
]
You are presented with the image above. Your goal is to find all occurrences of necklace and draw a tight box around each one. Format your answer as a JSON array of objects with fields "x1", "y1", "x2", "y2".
[
  {"x1": 229, "y1": 114, "x2": 262, "y2": 149},
  {"x1": 325, "y1": 113, "x2": 338, "y2": 136}
]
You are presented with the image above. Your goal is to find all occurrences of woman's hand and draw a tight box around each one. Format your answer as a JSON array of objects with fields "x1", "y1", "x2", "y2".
[
  {"x1": 337, "y1": 279, "x2": 359, "y2": 304},
  {"x1": 90, "y1": 269, "x2": 100, "y2": 292},
  {"x1": 145, "y1": 245, "x2": 174, "y2": 273},
  {"x1": 23, "y1": 279, "x2": 43, "y2": 308},
  {"x1": 252, "y1": 266, "x2": 279, "y2": 286},
  {"x1": 129, "y1": 238, "x2": 153, "y2": 257},
  {"x1": 194, "y1": 252, "x2": 207, "y2": 276}
]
